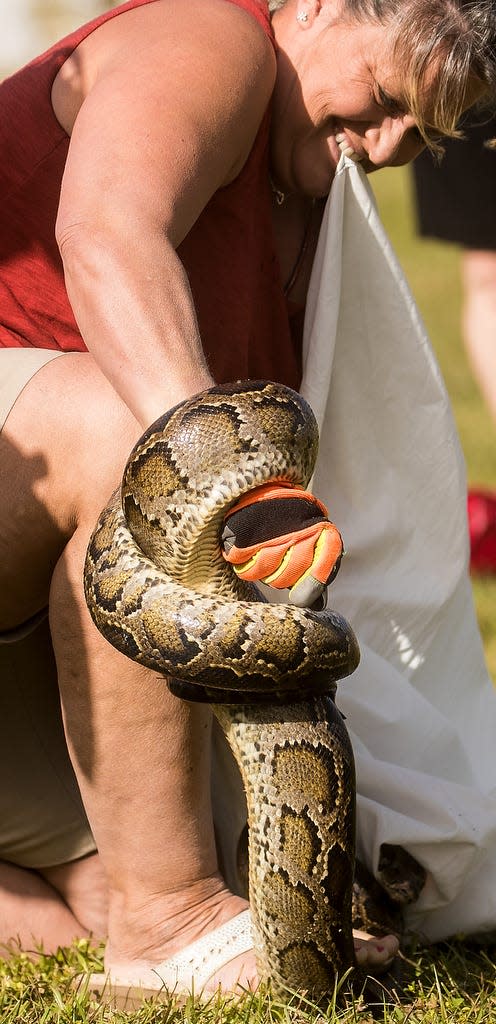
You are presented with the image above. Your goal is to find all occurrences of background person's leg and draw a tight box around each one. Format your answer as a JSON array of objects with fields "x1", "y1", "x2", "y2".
[{"x1": 462, "y1": 249, "x2": 496, "y2": 428}]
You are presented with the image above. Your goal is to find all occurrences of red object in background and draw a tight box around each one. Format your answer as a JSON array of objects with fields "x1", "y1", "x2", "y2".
[{"x1": 468, "y1": 489, "x2": 496, "y2": 573}]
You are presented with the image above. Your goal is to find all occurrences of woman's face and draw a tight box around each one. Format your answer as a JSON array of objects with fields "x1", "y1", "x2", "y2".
[{"x1": 271, "y1": 0, "x2": 438, "y2": 197}]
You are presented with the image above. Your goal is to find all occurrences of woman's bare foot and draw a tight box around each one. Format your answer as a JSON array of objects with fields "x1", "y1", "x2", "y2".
[
  {"x1": 353, "y1": 928, "x2": 399, "y2": 969},
  {"x1": 206, "y1": 928, "x2": 399, "y2": 992},
  {"x1": 41, "y1": 851, "x2": 108, "y2": 937},
  {"x1": 211, "y1": 927, "x2": 399, "y2": 991},
  {"x1": 0, "y1": 859, "x2": 90, "y2": 954},
  {"x1": 101, "y1": 875, "x2": 398, "y2": 997},
  {"x1": 0, "y1": 852, "x2": 107, "y2": 956},
  {"x1": 102, "y1": 875, "x2": 257, "y2": 993}
]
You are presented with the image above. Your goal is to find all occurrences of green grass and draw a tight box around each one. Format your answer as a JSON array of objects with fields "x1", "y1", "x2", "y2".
[
  {"x1": 0, "y1": 937, "x2": 495, "y2": 1022},
  {"x1": 1, "y1": 165, "x2": 495, "y2": 1021}
]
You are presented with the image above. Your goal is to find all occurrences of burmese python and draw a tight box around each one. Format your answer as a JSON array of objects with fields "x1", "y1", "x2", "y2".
[{"x1": 84, "y1": 379, "x2": 362, "y2": 995}]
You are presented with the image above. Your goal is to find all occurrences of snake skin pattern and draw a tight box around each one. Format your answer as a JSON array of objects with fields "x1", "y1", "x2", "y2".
[{"x1": 84, "y1": 380, "x2": 361, "y2": 994}]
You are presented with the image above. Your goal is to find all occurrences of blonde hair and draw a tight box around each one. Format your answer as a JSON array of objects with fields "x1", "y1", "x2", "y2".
[{"x1": 270, "y1": 1, "x2": 496, "y2": 149}]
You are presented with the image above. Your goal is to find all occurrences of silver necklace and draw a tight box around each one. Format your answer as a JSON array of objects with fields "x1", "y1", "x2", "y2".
[{"x1": 269, "y1": 176, "x2": 286, "y2": 206}]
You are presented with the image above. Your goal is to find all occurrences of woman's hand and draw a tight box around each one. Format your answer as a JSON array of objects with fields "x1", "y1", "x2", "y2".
[{"x1": 222, "y1": 483, "x2": 344, "y2": 608}]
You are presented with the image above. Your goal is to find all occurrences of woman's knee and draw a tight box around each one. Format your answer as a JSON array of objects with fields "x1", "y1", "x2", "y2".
[
  {"x1": 0, "y1": 353, "x2": 141, "y2": 624},
  {"x1": 2, "y1": 352, "x2": 141, "y2": 533}
]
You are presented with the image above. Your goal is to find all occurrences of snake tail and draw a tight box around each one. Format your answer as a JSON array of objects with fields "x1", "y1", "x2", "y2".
[{"x1": 215, "y1": 696, "x2": 356, "y2": 994}]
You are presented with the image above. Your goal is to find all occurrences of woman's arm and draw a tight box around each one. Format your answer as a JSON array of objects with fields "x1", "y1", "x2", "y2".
[{"x1": 55, "y1": 0, "x2": 276, "y2": 427}]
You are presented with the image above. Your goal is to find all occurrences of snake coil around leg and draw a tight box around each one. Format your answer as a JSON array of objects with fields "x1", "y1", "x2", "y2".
[{"x1": 84, "y1": 380, "x2": 360, "y2": 994}]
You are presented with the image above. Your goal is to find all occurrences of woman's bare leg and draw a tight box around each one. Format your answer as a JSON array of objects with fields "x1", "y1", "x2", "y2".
[
  {"x1": 0, "y1": 354, "x2": 255, "y2": 988},
  {"x1": 0, "y1": 851, "x2": 108, "y2": 954},
  {"x1": 0, "y1": 860, "x2": 88, "y2": 953},
  {"x1": 462, "y1": 250, "x2": 496, "y2": 427},
  {"x1": 51, "y1": 532, "x2": 253, "y2": 983},
  {"x1": 0, "y1": 352, "x2": 396, "y2": 989},
  {"x1": 41, "y1": 853, "x2": 108, "y2": 938}
]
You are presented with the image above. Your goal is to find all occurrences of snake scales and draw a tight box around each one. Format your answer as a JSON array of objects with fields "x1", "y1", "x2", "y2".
[{"x1": 84, "y1": 379, "x2": 361, "y2": 995}]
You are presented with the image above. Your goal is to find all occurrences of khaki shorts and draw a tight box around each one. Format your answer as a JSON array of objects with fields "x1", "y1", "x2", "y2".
[
  {"x1": 0, "y1": 348, "x2": 246, "y2": 884},
  {"x1": 0, "y1": 347, "x2": 95, "y2": 867},
  {"x1": 0, "y1": 618, "x2": 96, "y2": 867},
  {"x1": 0, "y1": 347, "x2": 67, "y2": 430}
]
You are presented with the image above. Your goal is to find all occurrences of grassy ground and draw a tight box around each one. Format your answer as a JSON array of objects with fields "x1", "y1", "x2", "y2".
[
  {"x1": 0, "y1": 937, "x2": 495, "y2": 1022},
  {"x1": 1, "y1": 166, "x2": 495, "y2": 1020}
]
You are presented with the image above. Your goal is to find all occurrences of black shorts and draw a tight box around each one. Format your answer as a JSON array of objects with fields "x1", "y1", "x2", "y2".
[{"x1": 411, "y1": 116, "x2": 496, "y2": 251}]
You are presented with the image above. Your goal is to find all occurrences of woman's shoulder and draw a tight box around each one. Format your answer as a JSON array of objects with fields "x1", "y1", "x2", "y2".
[
  {"x1": 222, "y1": 0, "x2": 274, "y2": 39},
  {"x1": 54, "y1": 0, "x2": 276, "y2": 135},
  {"x1": 84, "y1": 0, "x2": 275, "y2": 81}
]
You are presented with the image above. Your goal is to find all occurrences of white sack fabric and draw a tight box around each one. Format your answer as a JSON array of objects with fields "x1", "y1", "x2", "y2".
[{"x1": 300, "y1": 157, "x2": 496, "y2": 941}]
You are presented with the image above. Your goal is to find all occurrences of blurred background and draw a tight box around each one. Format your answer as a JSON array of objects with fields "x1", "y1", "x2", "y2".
[
  {"x1": 1, "y1": 0, "x2": 495, "y2": 675},
  {"x1": 0, "y1": 1, "x2": 107, "y2": 72}
]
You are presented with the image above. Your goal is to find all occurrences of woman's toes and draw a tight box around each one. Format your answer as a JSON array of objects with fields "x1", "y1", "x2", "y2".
[
  {"x1": 206, "y1": 949, "x2": 259, "y2": 993},
  {"x1": 353, "y1": 930, "x2": 399, "y2": 967}
]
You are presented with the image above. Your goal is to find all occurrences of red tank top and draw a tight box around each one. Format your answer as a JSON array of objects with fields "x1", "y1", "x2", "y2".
[{"x1": 0, "y1": 0, "x2": 301, "y2": 389}]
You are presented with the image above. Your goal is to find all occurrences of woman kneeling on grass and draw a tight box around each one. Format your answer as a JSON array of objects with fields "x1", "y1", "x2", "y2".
[{"x1": 0, "y1": 0, "x2": 495, "y2": 1003}]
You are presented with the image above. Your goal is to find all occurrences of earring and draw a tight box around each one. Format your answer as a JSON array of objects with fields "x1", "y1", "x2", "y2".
[{"x1": 296, "y1": 11, "x2": 308, "y2": 22}]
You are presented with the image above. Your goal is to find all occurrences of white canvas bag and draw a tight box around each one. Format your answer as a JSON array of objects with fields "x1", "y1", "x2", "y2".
[{"x1": 300, "y1": 157, "x2": 496, "y2": 940}]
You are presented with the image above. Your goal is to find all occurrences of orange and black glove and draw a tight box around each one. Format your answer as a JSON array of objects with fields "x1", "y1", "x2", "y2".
[{"x1": 221, "y1": 482, "x2": 343, "y2": 609}]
